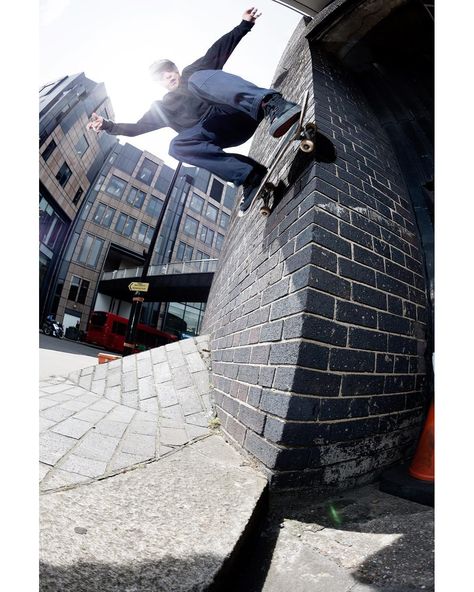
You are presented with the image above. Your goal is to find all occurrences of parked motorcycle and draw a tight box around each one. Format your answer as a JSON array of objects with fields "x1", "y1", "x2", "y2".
[{"x1": 42, "y1": 316, "x2": 64, "y2": 338}]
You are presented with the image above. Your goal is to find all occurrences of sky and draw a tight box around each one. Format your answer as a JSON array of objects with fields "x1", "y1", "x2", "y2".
[{"x1": 39, "y1": 0, "x2": 302, "y2": 166}]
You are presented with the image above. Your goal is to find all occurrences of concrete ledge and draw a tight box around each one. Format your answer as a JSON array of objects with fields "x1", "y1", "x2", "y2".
[{"x1": 40, "y1": 435, "x2": 268, "y2": 592}]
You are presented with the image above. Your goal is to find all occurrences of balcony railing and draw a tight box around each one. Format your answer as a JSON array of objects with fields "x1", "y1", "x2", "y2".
[{"x1": 101, "y1": 259, "x2": 218, "y2": 281}]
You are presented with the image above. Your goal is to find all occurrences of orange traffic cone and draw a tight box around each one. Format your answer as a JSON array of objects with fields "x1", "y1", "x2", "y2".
[{"x1": 408, "y1": 401, "x2": 434, "y2": 482}]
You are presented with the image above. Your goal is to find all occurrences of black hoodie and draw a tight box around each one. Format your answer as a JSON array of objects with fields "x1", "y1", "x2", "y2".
[{"x1": 100, "y1": 19, "x2": 254, "y2": 136}]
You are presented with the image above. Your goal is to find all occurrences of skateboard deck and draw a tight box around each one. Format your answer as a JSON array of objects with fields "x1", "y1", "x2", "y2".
[{"x1": 238, "y1": 91, "x2": 316, "y2": 218}]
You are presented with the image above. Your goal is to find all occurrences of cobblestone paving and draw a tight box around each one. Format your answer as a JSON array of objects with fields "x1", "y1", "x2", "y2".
[{"x1": 39, "y1": 336, "x2": 214, "y2": 492}]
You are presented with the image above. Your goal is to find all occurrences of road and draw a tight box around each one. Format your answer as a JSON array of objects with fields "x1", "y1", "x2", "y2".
[{"x1": 39, "y1": 334, "x2": 118, "y2": 379}]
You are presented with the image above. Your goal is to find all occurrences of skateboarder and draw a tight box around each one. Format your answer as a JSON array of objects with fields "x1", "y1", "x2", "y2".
[{"x1": 87, "y1": 7, "x2": 301, "y2": 214}]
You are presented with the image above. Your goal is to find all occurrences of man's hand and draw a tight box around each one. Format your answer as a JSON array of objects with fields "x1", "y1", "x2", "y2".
[
  {"x1": 242, "y1": 7, "x2": 262, "y2": 22},
  {"x1": 87, "y1": 112, "x2": 104, "y2": 133}
]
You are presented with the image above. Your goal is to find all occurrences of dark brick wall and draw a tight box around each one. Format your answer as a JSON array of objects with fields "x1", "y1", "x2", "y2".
[{"x1": 201, "y1": 18, "x2": 430, "y2": 491}]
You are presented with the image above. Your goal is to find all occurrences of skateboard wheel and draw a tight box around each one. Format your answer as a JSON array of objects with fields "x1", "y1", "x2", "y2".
[
  {"x1": 300, "y1": 139, "x2": 314, "y2": 153},
  {"x1": 260, "y1": 206, "x2": 271, "y2": 217},
  {"x1": 304, "y1": 122, "x2": 317, "y2": 134}
]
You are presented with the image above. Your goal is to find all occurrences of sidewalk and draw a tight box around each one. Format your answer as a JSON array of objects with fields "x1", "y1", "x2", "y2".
[{"x1": 39, "y1": 335, "x2": 434, "y2": 591}]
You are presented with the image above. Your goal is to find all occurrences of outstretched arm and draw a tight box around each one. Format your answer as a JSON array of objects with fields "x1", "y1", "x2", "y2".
[
  {"x1": 182, "y1": 7, "x2": 262, "y2": 79},
  {"x1": 86, "y1": 103, "x2": 168, "y2": 137}
]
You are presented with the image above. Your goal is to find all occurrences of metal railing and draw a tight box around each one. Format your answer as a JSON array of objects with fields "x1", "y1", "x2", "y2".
[{"x1": 101, "y1": 258, "x2": 218, "y2": 281}]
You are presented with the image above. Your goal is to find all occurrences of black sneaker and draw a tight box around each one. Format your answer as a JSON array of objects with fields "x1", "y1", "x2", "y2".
[
  {"x1": 238, "y1": 163, "x2": 268, "y2": 216},
  {"x1": 262, "y1": 94, "x2": 302, "y2": 138}
]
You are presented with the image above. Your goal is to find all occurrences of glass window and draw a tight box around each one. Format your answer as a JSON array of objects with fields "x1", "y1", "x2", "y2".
[
  {"x1": 136, "y1": 158, "x2": 158, "y2": 185},
  {"x1": 205, "y1": 202, "x2": 219, "y2": 223},
  {"x1": 154, "y1": 165, "x2": 174, "y2": 194},
  {"x1": 93, "y1": 203, "x2": 116, "y2": 227},
  {"x1": 215, "y1": 233, "x2": 224, "y2": 251},
  {"x1": 94, "y1": 174, "x2": 106, "y2": 192},
  {"x1": 56, "y1": 162, "x2": 72, "y2": 187},
  {"x1": 68, "y1": 276, "x2": 80, "y2": 301},
  {"x1": 67, "y1": 276, "x2": 90, "y2": 304},
  {"x1": 197, "y1": 251, "x2": 211, "y2": 272},
  {"x1": 115, "y1": 213, "x2": 137, "y2": 237},
  {"x1": 209, "y1": 178, "x2": 224, "y2": 203},
  {"x1": 39, "y1": 198, "x2": 66, "y2": 251},
  {"x1": 77, "y1": 234, "x2": 104, "y2": 268},
  {"x1": 137, "y1": 222, "x2": 153, "y2": 245},
  {"x1": 126, "y1": 187, "x2": 146, "y2": 209},
  {"x1": 184, "y1": 215, "x2": 199, "y2": 237},
  {"x1": 219, "y1": 211, "x2": 230, "y2": 230},
  {"x1": 75, "y1": 135, "x2": 89, "y2": 158},
  {"x1": 42, "y1": 139, "x2": 56, "y2": 161},
  {"x1": 200, "y1": 225, "x2": 214, "y2": 246},
  {"x1": 78, "y1": 279, "x2": 90, "y2": 304},
  {"x1": 146, "y1": 195, "x2": 164, "y2": 218},
  {"x1": 177, "y1": 242, "x2": 193, "y2": 261},
  {"x1": 105, "y1": 175, "x2": 127, "y2": 198},
  {"x1": 189, "y1": 193, "x2": 204, "y2": 214},
  {"x1": 73, "y1": 187, "x2": 83, "y2": 206}
]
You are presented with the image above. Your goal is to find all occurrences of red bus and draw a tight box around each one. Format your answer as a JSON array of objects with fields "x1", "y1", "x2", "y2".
[{"x1": 85, "y1": 311, "x2": 178, "y2": 353}]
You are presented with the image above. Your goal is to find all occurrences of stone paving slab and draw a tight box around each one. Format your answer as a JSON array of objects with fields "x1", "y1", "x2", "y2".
[{"x1": 40, "y1": 435, "x2": 268, "y2": 592}]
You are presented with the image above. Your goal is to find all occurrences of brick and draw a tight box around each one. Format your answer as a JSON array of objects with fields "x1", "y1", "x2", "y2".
[
  {"x1": 313, "y1": 227, "x2": 352, "y2": 258},
  {"x1": 306, "y1": 289, "x2": 336, "y2": 319},
  {"x1": 369, "y1": 395, "x2": 406, "y2": 415},
  {"x1": 352, "y1": 284, "x2": 387, "y2": 310},
  {"x1": 336, "y1": 301, "x2": 377, "y2": 328},
  {"x1": 260, "y1": 321, "x2": 283, "y2": 342},
  {"x1": 354, "y1": 245, "x2": 385, "y2": 271},
  {"x1": 341, "y1": 375, "x2": 385, "y2": 396},
  {"x1": 270, "y1": 291, "x2": 307, "y2": 321},
  {"x1": 264, "y1": 416, "x2": 328, "y2": 446},
  {"x1": 261, "y1": 277, "x2": 290, "y2": 306},
  {"x1": 328, "y1": 417, "x2": 380, "y2": 442},
  {"x1": 237, "y1": 365, "x2": 260, "y2": 385},
  {"x1": 293, "y1": 265, "x2": 351, "y2": 298},
  {"x1": 378, "y1": 312, "x2": 412, "y2": 335},
  {"x1": 273, "y1": 366, "x2": 341, "y2": 396},
  {"x1": 338, "y1": 258, "x2": 376, "y2": 286},
  {"x1": 384, "y1": 375, "x2": 416, "y2": 393},
  {"x1": 225, "y1": 414, "x2": 246, "y2": 446},
  {"x1": 283, "y1": 313, "x2": 347, "y2": 346},
  {"x1": 319, "y1": 396, "x2": 370, "y2": 420},
  {"x1": 233, "y1": 347, "x2": 251, "y2": 364},
  {"x1": 388, "y1": 335, "x2": 418, "y2": 354},
  {"x1": 250, "y1": 344, "x2": 271, "y2": 365},
  {"x1": 59, "y1": 454, "x2": 107, "y2": 478},
  {"x1": 348, "y1": 327, "x2": 388, "y2": 352},
  {"x1": 340, "y1": 221, "x2": 373, "y2": 248},
  {"x1": 386, "y1": 260, "x2": 414, "y2": 285},
  {"x1": 329, "y1": 349, "x2": 375, "y2": 372},
  {"x1": 244, "y1": 430, "x2": 279, "y2": 468},
  {"x1": 394, "y1": 355, "x2": 410, "y2": 373},
  {"x1": 260, "y1": 390, "x2": 320, "y2": 420},
  {"x1": 238, "y1": 404, "x2": 266, "y2": 434},
  {"x1": 387, "y1": 295, "x2": 404, "y2": 315},
  {"x1": 259, "y1": 366, "x2": 275, "y2": 388}
]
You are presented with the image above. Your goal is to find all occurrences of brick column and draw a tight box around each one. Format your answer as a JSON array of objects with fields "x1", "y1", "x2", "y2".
[{"x1": 202, "y1": 19, "x2": 430, "y2": 491}]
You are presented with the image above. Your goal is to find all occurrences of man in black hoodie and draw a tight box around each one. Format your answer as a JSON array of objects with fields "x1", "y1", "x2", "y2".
[{"x1": 87, "y1": 7, "x2": 301, "y2": 214}]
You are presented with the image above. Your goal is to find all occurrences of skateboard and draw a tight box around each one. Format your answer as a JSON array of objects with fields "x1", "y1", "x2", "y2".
[{"x1": 239, "y1": 91, "x2": 316, "y2": 218}]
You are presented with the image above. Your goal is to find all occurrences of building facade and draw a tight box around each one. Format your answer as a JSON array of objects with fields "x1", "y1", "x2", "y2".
[
  {"x1": 40, "y1": 74, "x2": 236, "y2": 338},
  {"x1": 202, "y1": 0, "x2": 434, "y2": 490}
]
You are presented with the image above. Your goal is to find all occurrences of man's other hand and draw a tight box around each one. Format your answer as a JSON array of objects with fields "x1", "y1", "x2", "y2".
[
  {"x1": 242, "y1": 7, "x2": 262, "y2": 22},
  {"x1": 87, "y1": 112, "x2": 104, "y2": 133}
]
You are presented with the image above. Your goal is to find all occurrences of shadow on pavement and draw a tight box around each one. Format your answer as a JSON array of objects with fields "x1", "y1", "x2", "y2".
[{"x1": 225, "y1": 484, "x2": 434, "y2": 592}]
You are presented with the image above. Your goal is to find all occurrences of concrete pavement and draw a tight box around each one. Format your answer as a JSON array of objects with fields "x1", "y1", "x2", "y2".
[{"x1": 39, "y1": 335, "x2": 434, "y2": 591}]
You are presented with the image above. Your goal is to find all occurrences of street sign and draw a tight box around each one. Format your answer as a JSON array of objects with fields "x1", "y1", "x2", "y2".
[{"x1": 128, "y1": 282, "x2": 149, "y2": 292}]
